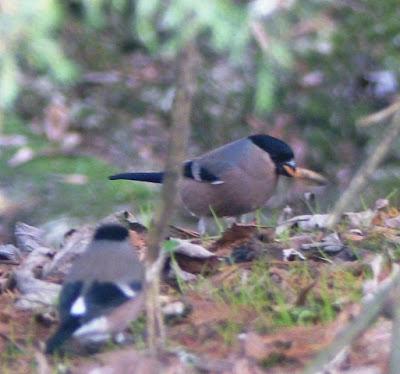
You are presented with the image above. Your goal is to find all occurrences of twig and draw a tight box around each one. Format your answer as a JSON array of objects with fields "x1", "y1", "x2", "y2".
[
  {"x1": 0, "y1": 331, "x2": 26, "y2": 353},
  {"x1": 389, "y1": 284, "x2": 400, "y2": 374},
  {"x1": 357, "y1": 97, "x2": 400, "y2": 127},
  {"x1": 34, "y1": 349, "x2": 52, "y2": 374},
  {"x1": 327, "y1": 110, "x2": 400, "y2": 229},
  {"x1": 251, "y1": 20, "x2": 270, "y2": 51},
  {"x1": 303, "y1": 266, "x2": 400, "y2": 374},
  {"x1": 145, "y1": 42, "x2": 199, "y2": 353}
]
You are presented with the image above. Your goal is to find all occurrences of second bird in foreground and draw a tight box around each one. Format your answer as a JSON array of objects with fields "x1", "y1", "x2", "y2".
[
  {"x1": 109, "y1": 134, "x2": 327, "y2": 231},
  {"x1": 46, "y1": 224, "x2": 144, "y2": 354}
]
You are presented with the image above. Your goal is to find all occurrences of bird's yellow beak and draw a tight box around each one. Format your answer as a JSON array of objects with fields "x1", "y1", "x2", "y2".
[{"x1": 282, "y1": 165, "x2": 328, "y2": 186}]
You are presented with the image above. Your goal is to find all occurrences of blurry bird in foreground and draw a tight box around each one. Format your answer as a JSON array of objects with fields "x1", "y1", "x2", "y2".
[
  {"x1": 109, "y1": 134, "x2": 327, "y2": 233},
  {"x1": 46, "y1": 224, "x2": 144, "y2": 354}
]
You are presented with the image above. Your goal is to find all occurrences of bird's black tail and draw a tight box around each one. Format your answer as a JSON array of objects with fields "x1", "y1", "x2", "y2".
[
  {"x1": 45, "y1": 317, "x2": 81, "y2": 354},
  {"x1": 108, "y1": 172, "x2": 164, "y2": 184}
]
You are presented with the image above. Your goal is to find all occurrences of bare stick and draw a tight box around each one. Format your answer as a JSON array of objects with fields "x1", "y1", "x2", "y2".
[
  {"x1": 389, "y1": 284, "x2": 400, "y2": 374},
  {"x1": 303, "y1": 267, "x2": 400, "y2": 374},
  {"x1": 327, "y1": 110, "x2": 400, "y2": 229},
  {"x1": 145, "y1": 42, "x2": 199, "y2": 353},
  {"x1": 357, "y1": 97, "x2": 400, "y2": 127}
]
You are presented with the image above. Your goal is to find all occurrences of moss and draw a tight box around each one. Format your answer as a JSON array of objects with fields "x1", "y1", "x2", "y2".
[{"x1": 1, "y1": 116, "x2": 156, "y2": 224}]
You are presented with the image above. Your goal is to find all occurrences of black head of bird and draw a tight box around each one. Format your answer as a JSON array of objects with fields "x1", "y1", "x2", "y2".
[
  {"x1": 109, "y1": 134, "x2": 326, "y2": 230},
  {"x1": 45, "y1": 224, "x2": 144, "y2": 354}
]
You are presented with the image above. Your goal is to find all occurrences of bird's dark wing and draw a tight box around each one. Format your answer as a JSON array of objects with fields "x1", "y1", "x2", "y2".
[
  {"x1": 58, "y1": 281, "x2": 83, "y2": 321},
  {"x1": 81, "y1": 280, "x2": 142, "y2": 321},
  {"x1": 45, "y1": 316, "x2": 81, "y2": 354},
  {"x1": 183, "y1": 160, "x2": 227, "y2": 184}
]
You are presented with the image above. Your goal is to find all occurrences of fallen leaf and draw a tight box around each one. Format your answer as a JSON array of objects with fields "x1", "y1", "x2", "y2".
[
  {"x1": 301, "y1": 232, "x2": 344, "y2": 254},
  {"x1": 72, "y1": 348, "x2": 161, "y2": 374},
  {"x1": 168, "y1": 225, "x2": 200, "y2": 239},
  {"x1": 8, "y1": 146, "x2": 35, "y2": 167},
  {"x1": 384, "y1": 215, "x2": 400, "y2": 229},
  {"x1": 276, "y1": 214, "x2": 330, "y2": 234},
  {"x1": 0, "y1": 244, "x2": 21, "y2": 264},
  {"x1": 173, "y1": 239, "x2": 216, "y2": 259},
  {"x1": 211, "y1": 224, "x2": 259, "y2": 252},
  {"x1": 374, "y1": 198, "x2": 389, "y2": 211},
  {"x1": 15, "y1": 222, "x2": 46, "y2": 253},
  {"x1": 344, "y1": 210, "x2": 375, "y2": 228}
]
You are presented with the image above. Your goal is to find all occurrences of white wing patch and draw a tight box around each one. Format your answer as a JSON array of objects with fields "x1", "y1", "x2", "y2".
[
  {"x1": 192, "y1": 161, "x2": 224, "y2": 184},
  {"x1": 73, "y1": 316, "x2": 110, "y2": 343},
  {"x1": 191, "y1": 161, "x2": 202, "y2": 182},
  {"x1": 70, "y1": 296, "x2": 87, "y2": 316},
  {"x1": 117, "y1": 283, "x2": 137, "y2": 298}
]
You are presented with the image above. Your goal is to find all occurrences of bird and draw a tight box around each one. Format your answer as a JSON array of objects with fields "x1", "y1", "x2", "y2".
[
  {"x1": 109, "y1": 134, "x2": 326, "y2": 233},
  {"x1": 46, "y1": 224, "x2": 144, "y2": 354}
]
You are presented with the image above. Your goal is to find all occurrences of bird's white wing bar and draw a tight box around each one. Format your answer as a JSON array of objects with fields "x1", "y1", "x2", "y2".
[
  {"x1": 184, "y1": 160, "x2": 225, "y2": 184},
  {"x1": 191, "y1": 160, "x2": 202, "y2": 182},
  {"x1": 70, "y1": 296, "x2": 87, "y2": 316},
  {"x1": 116, "y1": 283, "x2": 137, "y2": 298}
]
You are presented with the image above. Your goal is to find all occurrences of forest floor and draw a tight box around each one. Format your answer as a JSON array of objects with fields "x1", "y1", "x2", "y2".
[{"x1": 0, "y1": 199, "x2": 399, "y2": 373}]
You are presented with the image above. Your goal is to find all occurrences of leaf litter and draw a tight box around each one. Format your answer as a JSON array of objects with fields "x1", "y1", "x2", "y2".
[{"x1": 1, "y1": 199, "x2": 400, "y2": 372}]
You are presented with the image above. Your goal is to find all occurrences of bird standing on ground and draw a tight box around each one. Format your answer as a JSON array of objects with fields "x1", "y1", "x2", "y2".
[
  {"x1": 46, "y1": 224, "x2": 144, "y2": 354},
  {"x1": 109, "y1": 134, "x2": 326, "y2": 232}
]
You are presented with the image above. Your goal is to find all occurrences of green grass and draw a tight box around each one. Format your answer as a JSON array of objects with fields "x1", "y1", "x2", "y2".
[
  {"x1": 188, "y1": 257, "x2": 364, "y2": 346},
  {"x1": 129, "y1": 316, "x2": 147, "y2": 350},
  {"x1": 1, "y1": 116, "x2": 155, "y2": 224},
  {"x1": 215, "y1": 321, "x2": 242, "y2": 346}
]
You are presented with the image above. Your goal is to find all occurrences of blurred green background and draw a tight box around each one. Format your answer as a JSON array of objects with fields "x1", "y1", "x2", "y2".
[{"x1": 1, "y1": 0, "x2": 399, "y2": 240}]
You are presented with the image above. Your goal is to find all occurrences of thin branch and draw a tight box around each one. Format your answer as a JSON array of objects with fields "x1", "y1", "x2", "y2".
[
  {"x1": 389, "y1": 284, "x2": 400, "y2": 374},
  {"x1": 251, "y1": 20, "x2": 270, "y2": 52},
  {"x1": 357, "y1": 97, "x2": 400, "y2": 127},
  {"x1": 303, "y1": 266, "x2": 400, "y2": 374},
  {"x1": 145, "y1": 42, "x2": 199, "y2": 353},
  {"x1": 0, "y1": 331, "x2": 26, "y2": 353},
  {"x1": 327, "y1": 110, "x2": 400, "y2": 229}
]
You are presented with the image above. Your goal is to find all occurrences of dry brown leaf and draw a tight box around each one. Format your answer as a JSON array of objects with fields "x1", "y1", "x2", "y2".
[
  {"x1": 173, "y1": 239, "x2": 216, "y2": 259},
  {"x1": 347, "y1": 320, "x2": 391, "y2": 373},
  {"x1": 228, "y1": 358, "x2": 264, "y2": 374},
  {"x1": 372, "y1": 226, "x2": 400, "y2": 244},
  {"x1": 344, "y1": 210, "x2": 375, "y2": 228},
  {"x1": 15, "y1": 222, "x2": 46, "y2": 253},
  {"x1": 211, "y1": 224, "x2": 259, "y2": 251},
  {"x1": 72, "y1": 348, "x2": 161, "y2": 374},
  {"x1": 241, "y1": 307, "x2": 355, "y2": 366},
  {"x1": 8, "y1": 146, "x2": 35, "y2": 167},
  {"x1": 300, "y1": 232, "x2": 344, "y2": 254},
  {"x1": 342, "y1": 229, "x2": 365, "y2": 242},
  {"x1": 187, "y1": 294, "x2": 243, "y2": 326},
  {"x1": 276, "y1": 214, "x2": 330, "y2": 234},
  {"x1": 168, "y1": 225, "x2": 200, "y2": 239},
  {"x1": 289, "y1": 234, "x2": 314, "y2": 250},
  {"x1": 384, "y1": 215, "x2": 400, "y2": 229},
  {"x1": 174, "y1": 253, "x2": 220, "y2": 274},
  {"x1": 43, "y1": 225, "x2": 93, "y2": 278},
  {"x1": 374, "y1": 198, "x2": 389, "y2": 211}
]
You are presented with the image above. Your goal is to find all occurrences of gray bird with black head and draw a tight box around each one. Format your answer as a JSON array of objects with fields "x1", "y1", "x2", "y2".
[
  {"x1": 109, "y1": 134, "x2": 298, "y2": 232},
  {"x1": 46, "y1": 224, "x2": 144, "y2": 354}
]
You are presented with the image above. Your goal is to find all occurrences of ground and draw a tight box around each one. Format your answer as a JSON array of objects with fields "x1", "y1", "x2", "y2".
[{"x1": 0, "y1": 201, "x2": 399, "y2": 373}]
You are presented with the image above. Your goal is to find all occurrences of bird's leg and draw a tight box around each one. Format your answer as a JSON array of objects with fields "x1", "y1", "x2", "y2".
[
  {"x1": 197, "y1": 217, "x2": 207, "y2": 236},
  {"x1": 234, "y1": 215, "x2": 246, "y2": 223}
]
